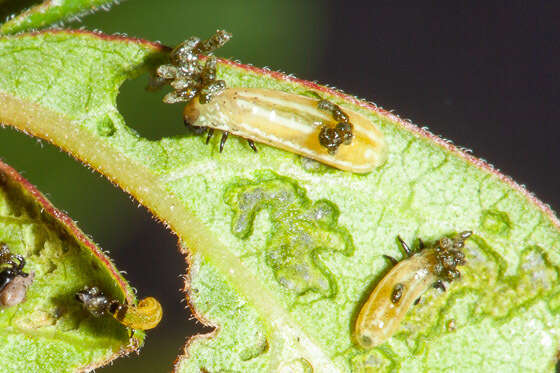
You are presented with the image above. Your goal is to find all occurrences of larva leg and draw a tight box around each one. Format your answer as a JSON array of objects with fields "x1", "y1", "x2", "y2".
[
  {"x1": 433, "y1": 280, "x2": 446, "y2": 292},
  {"x1": 397, "y1": 236, "x2": 413, "y2": 257},
  {"x1": 247, "y1": 140, "x2": 258, "y2": 152},
  {"x1": 383, "y1": 254, "x2": 398, "y2": 266},
  {"x1": 418, "y1": 238, "x2": 425, "y2": 250},
  {"x1": 219, "y1": 132, "x2": 229, "y2": 153},
  {"x1": 206, "y1": 128, "x2": 214, "y2": 144}
]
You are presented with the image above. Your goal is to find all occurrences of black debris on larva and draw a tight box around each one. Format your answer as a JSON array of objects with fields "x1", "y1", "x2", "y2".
[
  {"x1": 390, "y1": 231, "x2": 472, "y2": 293},
  {"x1": 75, "y1": 286, "x2": 116, "y2": 318},
  {"x1": 154, "y1": 30, "x2": 257, "y2": 153},
  {"x1": 432, "y1": 231, "x2": 471, "y2": 282},
  {"x1": 317, "y1": 99, "x2": 354, "y2": 154}
]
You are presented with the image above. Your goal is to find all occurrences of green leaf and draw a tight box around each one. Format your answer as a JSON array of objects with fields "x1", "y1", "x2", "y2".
[
  {"x1": 0, "y1": 0, "x2": 120, "y2": 35},
  {"x1": 1, "y1": 30, "x2": 559, "y2": 372},
  {"x1": 0, "y1": 159, "x2": 142, "y2": 372}
]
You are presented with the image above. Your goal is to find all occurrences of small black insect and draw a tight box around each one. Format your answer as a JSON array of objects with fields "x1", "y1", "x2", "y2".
[{"x1": 0, "y1": 243, "x2": 33, "y2": 308}]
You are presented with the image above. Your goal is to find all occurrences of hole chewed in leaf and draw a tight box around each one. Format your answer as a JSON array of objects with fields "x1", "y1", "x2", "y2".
[{"x1": 480, "y1": 209, "x2": 512, "y2": 237}]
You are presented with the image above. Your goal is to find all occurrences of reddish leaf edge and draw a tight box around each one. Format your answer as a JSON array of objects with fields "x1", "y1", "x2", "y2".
[
  {"x1": 0, "y1": 0, "x2": 118, "y2": 36},
  {"x1": 0, "y1": 159, "x2": 141, "y2": 372},
  {"x1": 0, "y1": 28, "x2": 169, "y2": 51},
  {"x1": 2, "y1": 29, "x2": 554, "y2": 229}
]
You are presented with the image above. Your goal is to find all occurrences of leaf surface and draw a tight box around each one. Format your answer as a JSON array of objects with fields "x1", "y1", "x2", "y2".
[
  {"x1": 0, "y1": 159, "x2": 142, "y2": 372},
  {"x1": 0, "y1": 30, "x2": 559, "y2": 372},
  {"x1": 0, "y1": 0, "x2": 120, "y2": 35}
]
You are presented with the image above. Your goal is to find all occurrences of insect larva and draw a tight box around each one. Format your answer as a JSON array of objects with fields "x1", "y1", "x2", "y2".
[
  {"x1": 0, "y1": 243, "x2": 34, "y2": 308},
  {"x1": 155, "y1": 31, "x2": 388, "y2": 173},
  {"x1": 183, "y1": 87, "x2": 388, "y2": 173},
  {"x1": 112, "y1": 296, "x2": 163, "y2": 330},
  {"x1": 354, "y1": 231, "x2": 471, "y2": 349},
  {"x1": 76, "y1": 287, "x2": 162, "y2": 330}
]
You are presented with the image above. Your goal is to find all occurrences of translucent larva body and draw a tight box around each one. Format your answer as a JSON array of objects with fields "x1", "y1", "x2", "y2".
[
  {"x1": 112, "y1": 296, "x2": 163, "y2": 330},
  {"x1": 183, "y1": 88, "x2": 388, "y2": 173},
  {"x1": 76, "y1": 287, "x2": 162, "y2": 330},
  {"x1": 355, "y1": 231, "x2": 471, "y2": 349},
  {"x1": 355, "y1": 249, "x2": 437, "y2": 348}
]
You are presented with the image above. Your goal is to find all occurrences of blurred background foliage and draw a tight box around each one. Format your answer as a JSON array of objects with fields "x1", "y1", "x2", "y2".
[{"x1": 0, "y1": 1, "x2": 558, "y2": 372}]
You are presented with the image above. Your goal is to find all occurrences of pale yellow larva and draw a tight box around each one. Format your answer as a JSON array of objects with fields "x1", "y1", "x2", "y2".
[
  {"x1": 183, "y1": 87, "x2": 388, "y2": 173},
  {"x1": 355, "y1": 231, "x2": 472, "y2": 349}
]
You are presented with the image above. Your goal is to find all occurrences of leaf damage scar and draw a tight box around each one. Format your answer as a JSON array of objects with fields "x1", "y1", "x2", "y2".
[
  {"x1": 153, "y1": 30, "x2": 387, "y2": 173},
  {"x1": 354, "y1": 231, "x2": 472, "y2": 349}
]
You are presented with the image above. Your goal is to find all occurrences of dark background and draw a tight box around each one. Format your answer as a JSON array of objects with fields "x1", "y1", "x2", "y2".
[{"x1": 1, "y1": 1, "x2": 559, "y2": 371}]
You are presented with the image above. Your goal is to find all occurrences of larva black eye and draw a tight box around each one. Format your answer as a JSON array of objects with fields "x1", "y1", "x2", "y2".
[{"x1": 391, "y1": 283, "x2": 404, "y2": 304}]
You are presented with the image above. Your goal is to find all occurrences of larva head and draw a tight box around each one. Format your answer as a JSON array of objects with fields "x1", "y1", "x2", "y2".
[{"x1": 433, "y1": 231, "x2": 472, "y2": 282}]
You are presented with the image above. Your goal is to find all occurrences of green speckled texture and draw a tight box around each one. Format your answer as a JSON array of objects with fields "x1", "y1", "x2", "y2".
[
  {"x1": 0, "y1": 31, "x2": 559, "y2": 372},
  {"x1": 0, "y1": 165, "x2": 140, "y2": 372},
  {"x1": 224, "y1": 172, "x2": 354, "y2": 298}
]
